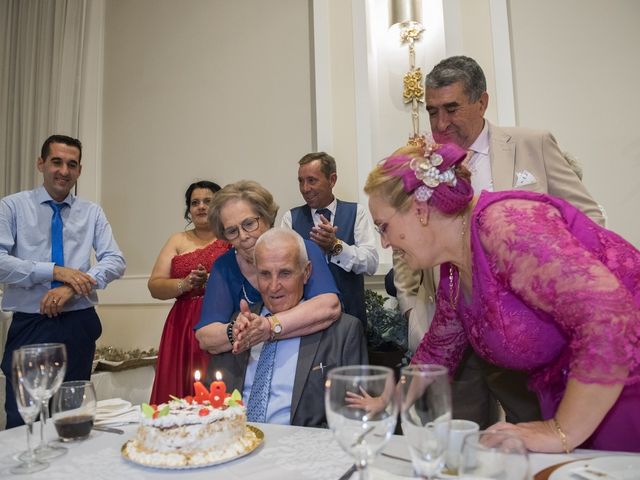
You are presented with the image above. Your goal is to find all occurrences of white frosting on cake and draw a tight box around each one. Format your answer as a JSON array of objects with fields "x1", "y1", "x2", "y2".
[{"x1": 126, "y1": 398, "x2": 256, "y2": 467}]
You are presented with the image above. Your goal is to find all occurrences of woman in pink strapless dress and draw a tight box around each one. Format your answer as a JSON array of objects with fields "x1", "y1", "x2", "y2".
[
  {"x1": 365, "y1": 142, "x2": 640, "y2": 453},
  {"x1": 149, "y1": 182, "x2": 230, "y2": 404}
]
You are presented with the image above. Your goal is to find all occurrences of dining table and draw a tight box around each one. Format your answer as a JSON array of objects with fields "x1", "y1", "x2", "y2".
[{"x1": 0, "y1": 412, "x2": 631, "y2": 479}]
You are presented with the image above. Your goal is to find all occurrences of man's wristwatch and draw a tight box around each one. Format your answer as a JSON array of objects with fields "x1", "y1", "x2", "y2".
[
  {"x1": 268, "y1": 315, "x2": 283, "y2": 341},
  {"x1": 329, "y1": 238, "x2": 343, "y2": 257}
]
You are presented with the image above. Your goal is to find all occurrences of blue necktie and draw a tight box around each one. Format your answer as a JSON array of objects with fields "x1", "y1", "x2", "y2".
[
  {"x1": 316, "y1": 208, "x2": 332, "y2": 222},
  {"x1": 246, "y1": 339, "x2": 278, "y2": 423},
  {"x1": 48, "y1": 201, "x2": 65, "y2": 288}
]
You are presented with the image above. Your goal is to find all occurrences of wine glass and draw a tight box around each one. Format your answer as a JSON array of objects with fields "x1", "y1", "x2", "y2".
[
  {"x1": 15, "y1": 343, "x2": 68, "y2": 460},
  {"x1": 399, "y1": 364, "x2": 452, "y2": 479},
  {"x1": 325, "y1": 365, "x2": 398, "y2": 480},
  {"x1": 52, "y1": 381, "x2": 97, "y2": 442},
  {"x1": 459, "y1": 430, "x2": 529, "y2": 480},
  {"x1": 10, "y1": 350, "x2": 49, "y2": 474}
]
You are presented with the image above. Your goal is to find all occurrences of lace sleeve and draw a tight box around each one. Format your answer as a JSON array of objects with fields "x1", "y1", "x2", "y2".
[
  {"x1": 411, "y1": 264, "x2": 469, "y2": 375},
  {"x1": 477, "y1": 199, "x2": 640, "y2": 385}
]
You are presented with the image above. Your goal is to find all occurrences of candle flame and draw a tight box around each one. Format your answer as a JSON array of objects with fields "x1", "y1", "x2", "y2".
[
  {"x1": 194, "y1": 370, "x2": 201, "y2": 381},
  {"x1": 215, "y1": 371, "x2": 222, "y2": 381}
]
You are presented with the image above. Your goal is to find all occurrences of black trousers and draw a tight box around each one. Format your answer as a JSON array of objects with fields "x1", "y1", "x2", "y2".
[
  {"x1": 1, "y1": 307, "x2": 102, "y2": 428},
  {"x1": 451, "y1": 349, "x2": 542, "y2": 429}
]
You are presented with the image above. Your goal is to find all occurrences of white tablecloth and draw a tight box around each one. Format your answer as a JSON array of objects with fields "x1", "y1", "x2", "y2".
[{"x1": 0, "y1": 419, "x2": 602, "y2": 479}]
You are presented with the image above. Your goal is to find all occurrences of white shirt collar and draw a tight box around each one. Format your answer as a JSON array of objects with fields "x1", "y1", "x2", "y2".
[
  {"x1": 312, "y1": 198, "x2": 337, "y2": 217},
  {"x1": 469, "y1": 120, "x2": 490, "y2": 155}
]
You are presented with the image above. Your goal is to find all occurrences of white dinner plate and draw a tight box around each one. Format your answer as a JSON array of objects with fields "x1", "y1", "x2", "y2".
[{"x1": 549, "y1": 455, "x2": 640, "y2": 480}]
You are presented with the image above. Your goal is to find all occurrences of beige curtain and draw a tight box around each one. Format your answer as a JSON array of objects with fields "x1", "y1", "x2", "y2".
[{"x1": 0, "y1": 0, "x2": 87, "y2": 198}]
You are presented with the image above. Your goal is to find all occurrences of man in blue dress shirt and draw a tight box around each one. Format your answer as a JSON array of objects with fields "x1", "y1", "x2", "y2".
[
  {"x1": 0, "y1": 134, "x2": 126, "y2": 428},
  {"x1": 208, "y1": 228, "x2": 366, "y2": 426}
]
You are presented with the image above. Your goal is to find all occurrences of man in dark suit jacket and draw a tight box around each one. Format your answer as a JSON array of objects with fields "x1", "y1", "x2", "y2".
[{"x1": 207, "y1": 227, "x2": 367, "y2": 427}]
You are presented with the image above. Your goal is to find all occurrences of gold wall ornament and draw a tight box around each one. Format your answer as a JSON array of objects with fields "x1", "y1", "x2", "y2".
[
  {"x1": 403, "y1": 68, "x2": 424, "y2": 103},
  {"x1": 389, "y1": 0, "x2": 426, "y2": 144}
]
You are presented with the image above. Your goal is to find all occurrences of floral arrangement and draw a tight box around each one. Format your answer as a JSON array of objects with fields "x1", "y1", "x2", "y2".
[
  {"x1": 94, "y1": 346, "x2": 157, "y2": 362},
  {"x1": 365, "y1": 289, "x2": 407, "y2": 353}
]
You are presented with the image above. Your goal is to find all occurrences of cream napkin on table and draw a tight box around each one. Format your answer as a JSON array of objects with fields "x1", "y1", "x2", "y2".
[{"x1": 95, "y1": 398, "x2": 140, "y2": 426}]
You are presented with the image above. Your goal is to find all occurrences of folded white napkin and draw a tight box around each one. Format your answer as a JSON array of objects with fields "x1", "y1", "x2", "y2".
[{"x1": 95, "y1": 398, "x2": 140, "y2": 426}]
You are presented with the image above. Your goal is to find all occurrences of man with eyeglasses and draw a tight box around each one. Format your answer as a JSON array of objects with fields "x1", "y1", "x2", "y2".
[
  {"x1": 282, "y1": 152, "x2": 378, "y2": 328},
  {"x1": 392, "y1": 55, "x2": 605, "y2": 431},
  {"x1": 207, "y1": 228, "x2": 366, "y2": 426}
]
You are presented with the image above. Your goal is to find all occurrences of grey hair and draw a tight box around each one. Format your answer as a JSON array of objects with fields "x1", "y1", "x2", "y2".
[
  {"x1": 425, "y1": 55, "x2": 487, "y2": 103},
  {"x1": 254, "y1": 227, "x2": 309, "y2": 268}
]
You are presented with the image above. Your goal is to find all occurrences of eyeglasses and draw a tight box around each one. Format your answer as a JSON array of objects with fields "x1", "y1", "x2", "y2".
[
  {"x1": 374, "y1": 211, "x2": 399, "y2": 237},
  {"x1": 223, "y1": 216, "x2": 261, "y2": 240}
]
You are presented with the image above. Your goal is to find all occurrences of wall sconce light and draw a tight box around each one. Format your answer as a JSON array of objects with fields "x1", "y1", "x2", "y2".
[{"x1": 389, "y1": 0, "x2": 425, "y2": 146}]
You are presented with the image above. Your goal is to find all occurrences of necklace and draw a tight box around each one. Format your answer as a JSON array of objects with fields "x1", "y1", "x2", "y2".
[
  {"x1": 448, "y1": 214, "x2": 468, "y2": 310},
  {"x1": 241, "y1": 282, "x2": 256, "y2": 305}
]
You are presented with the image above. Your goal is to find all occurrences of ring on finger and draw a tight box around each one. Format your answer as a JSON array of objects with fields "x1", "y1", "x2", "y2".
[{"x1": 52, "y1": 298, "x2": 58, "y2": 304}]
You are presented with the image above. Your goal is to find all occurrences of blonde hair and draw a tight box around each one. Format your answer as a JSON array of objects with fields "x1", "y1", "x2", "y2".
[
  {"x1": 364, "y1": 162, "x2": 414, "y2": 213},
  {"x1": 208, "y1": 180, "x2": 279, "y2": 239}
]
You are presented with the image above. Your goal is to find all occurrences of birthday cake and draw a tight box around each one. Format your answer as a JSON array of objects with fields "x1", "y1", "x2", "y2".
[{"x1": 123, "y1": 389, "x2": 260, "y2": 468}]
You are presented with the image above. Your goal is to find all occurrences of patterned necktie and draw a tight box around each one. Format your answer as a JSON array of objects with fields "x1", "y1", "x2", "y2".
[
  {"x1": 48, "y1": 201, "x2": 66, "y2": 288},
  {"x1": 246, "y1": 339, "x2": 278, "y2": 422},
  {"x1": 316, "y1": 208, "x2": 332, "y2": 222}
]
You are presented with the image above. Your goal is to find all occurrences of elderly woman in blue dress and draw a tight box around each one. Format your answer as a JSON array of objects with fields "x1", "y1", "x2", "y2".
[{"x1": 195, "y1": 180, "x2": 341, "y2": 355}]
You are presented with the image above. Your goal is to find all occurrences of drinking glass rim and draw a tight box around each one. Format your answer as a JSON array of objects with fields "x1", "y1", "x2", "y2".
[
  {"x1": 401, "y1": 364, "x2": 448, "y2": 376},
  {"x1": 57, "y1": 380, "x2": 93, "y2": 389},
  {"x1": 462, "y1": 429, "x2": 528, "y2": 450},
  {"x1": 17, "y1": 342, "x2": 66, "y2": 351},
  {"x1": 327, "y1": 365, "x2": 393, "y2": 381}
]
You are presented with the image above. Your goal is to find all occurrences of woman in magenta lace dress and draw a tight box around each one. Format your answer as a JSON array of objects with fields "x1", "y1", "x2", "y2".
[
  {"x1": 148, "y1": 181, "x2": 230, "y2": 403},
  {"x1": 364, "y1": 142, "x2": 640, "y2": 453}
]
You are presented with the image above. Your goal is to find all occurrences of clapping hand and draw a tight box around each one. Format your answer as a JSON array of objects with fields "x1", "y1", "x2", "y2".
[
  {"x1": 310, "y1": 215, "x2": 338, "y2": 253},
  {"x1": 232, "y1": 300, "x2": 270, "y2": 354}
]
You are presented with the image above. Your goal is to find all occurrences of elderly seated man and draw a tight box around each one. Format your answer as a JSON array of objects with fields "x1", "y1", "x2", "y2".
[{"x1": 207, "y1": 227, "x2": 367, "y2": 427}]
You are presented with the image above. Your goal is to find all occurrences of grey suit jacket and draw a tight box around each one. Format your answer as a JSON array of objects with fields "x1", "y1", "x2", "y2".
[{"x1": 206, "y1": 307, "x2": 367, "y2": 428}]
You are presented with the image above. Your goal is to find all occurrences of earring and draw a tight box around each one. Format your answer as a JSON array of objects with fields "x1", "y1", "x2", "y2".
[{"x1": 420, "y1": 217, "x2": 428, "y2": 226}]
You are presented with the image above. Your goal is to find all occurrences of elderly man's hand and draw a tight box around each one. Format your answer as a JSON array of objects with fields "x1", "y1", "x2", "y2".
[{"x1": 232, "y1": 300, "x2": 271, "y2": 354}]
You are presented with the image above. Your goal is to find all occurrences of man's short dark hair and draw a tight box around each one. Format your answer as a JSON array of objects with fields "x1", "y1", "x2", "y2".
[
  {"x1": 298, "y1": 152, "x2": 336, "y2": 179},
  {"x1": 425, "y1": 56, "x2": 487, "y2": 103},
  {"x1": 40, "y1": 135, "x2": 83, "y2": 162}
]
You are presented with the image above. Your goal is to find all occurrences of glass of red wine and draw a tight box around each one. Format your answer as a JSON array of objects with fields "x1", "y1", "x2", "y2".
[{"x1": 52, "y1": 381, "x2": 96, "y2": 442}]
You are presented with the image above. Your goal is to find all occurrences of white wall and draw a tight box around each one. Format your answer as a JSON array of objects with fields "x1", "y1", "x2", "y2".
[
  {"x1": 508, "y1": 0, "x2": 640, "y2": 246},
  {"x1": 91, "y1": 0, "x2": 639, "y2": 349}
]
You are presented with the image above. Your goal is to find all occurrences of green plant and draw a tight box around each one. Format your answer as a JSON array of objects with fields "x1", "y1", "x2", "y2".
[{"x1": 365, "y1": 289, "x2": 407, "y2": 353}]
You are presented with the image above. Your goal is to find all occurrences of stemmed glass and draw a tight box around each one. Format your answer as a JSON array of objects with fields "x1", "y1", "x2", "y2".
[
  {"x1": 15, "y1": 343, "x2": 68, "y2": 460},
  {"x1": 459, "y1": 430, "x2": 529, "y2": 480},
  {"x1": 399, "y1": 364, "x2": 452, "y2": 479},
  {"x1": 325, "y1": 365, "x2": 398, "y2": 480},
  {"x1": 10, "y1": 350, "x2": 49, "y2": 474}
]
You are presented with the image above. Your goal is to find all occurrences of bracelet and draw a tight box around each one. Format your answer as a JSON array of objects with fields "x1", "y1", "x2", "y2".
[
  {"x1": 552, "y1": 418, "x2": 570, "y2": 453},
  {"x1": 226, "y1": 322, "x2": 235, "y2": 345},
  {"x1": 177, "y1": 280, "x2": 184, "y2": 295}
]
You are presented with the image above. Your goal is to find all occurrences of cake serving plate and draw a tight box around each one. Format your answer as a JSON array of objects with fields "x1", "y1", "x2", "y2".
[{"x1": 121, "y1": 425, "x2": 263, "y2": 469}]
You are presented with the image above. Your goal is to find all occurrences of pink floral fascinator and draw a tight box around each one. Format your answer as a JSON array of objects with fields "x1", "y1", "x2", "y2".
[{"x1": 380, "y1": 140, "x2": 473, "y2": 215}]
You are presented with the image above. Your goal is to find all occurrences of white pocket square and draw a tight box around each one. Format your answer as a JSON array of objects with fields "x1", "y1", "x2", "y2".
[{"x1": 515, "y1": 169, "x2": 537, "y2": 187}]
